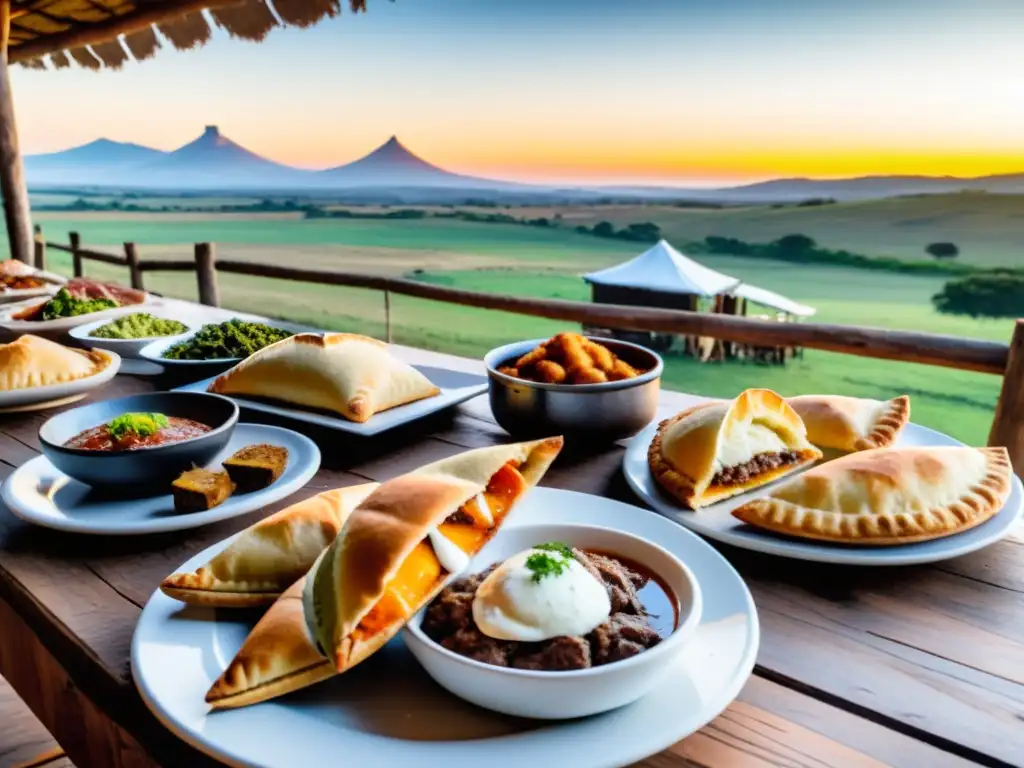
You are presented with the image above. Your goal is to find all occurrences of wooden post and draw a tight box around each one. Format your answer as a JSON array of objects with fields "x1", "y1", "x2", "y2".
[
  {"x1": 384, "y1": 290, "x2": 392, "y2": 343},
  {"x1": 194, "y1": 242, "x2": 220, "y2": 307},
  {"x1": 123, "y1": 242, "x2": 144, "y2": 291},
  {"x1": 69, "y1": 231, "x2": 82, "y2": 277},
  {"x1": 0, "y1": 0, "x2": 33, "y2": 263},
  {"x1": 989, "y1": 319, "x2": 1024, "y2": 478}
]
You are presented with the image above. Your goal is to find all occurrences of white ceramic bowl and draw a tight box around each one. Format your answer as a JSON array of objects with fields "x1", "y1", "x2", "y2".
[
  {"x1": 403, "y1": 522, "x2": 703, "y2": 720},
  {"x1": 69, "y1": 313, "x2": 193, "y2": 358}
]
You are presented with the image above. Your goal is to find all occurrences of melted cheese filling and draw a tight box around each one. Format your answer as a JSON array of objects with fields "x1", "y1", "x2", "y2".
[
  {"x1": 714, "y1": 422, "x2": 789, "y2": 471},
  {"x1": 354, "y1": 462, "x2": 526, "y2": 640}
]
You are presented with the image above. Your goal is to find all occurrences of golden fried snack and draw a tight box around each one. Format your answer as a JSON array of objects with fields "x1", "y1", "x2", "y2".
[
  {"x1": 571, "y1": 366, "x2": 608, "y2": 384},
  {"x1": 534, "y1": 359, "x2": 567, "y2": 384},
  {"x1": 515, "y1": 344, "x2": 549, "y2": 369},
  {"x1": 497, "y1": 365, "x2": 519, "y2": 378},
  {"x1": 609, "y1": 359, "x2": 640, "y2": 381},
  {"x1": 582, "y1": 339, "x2": 615, "y2": 372}
]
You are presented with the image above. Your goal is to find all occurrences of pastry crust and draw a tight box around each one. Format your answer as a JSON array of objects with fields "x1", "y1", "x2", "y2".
[
  {"x1": 160, "y1": 484, "x2": 379, "y2": 607},
  {"x1": 649, "y1": 389, "x2": 822, "y2": 509},
  {"x1": 0, "y1": 334, "x2": 111, "y2": 391},
  {"x1": 732, "y1": 446, "x2": 1012, "y2": 545},
  {"x1": 209, "y1": 333, "x2": 440, "y2": 423},
  {"x1": 205, "y1": 437, "x2": 564, "y2": 709},
  {"x1": 787, "y1": 394, "x2": 910, "y2": 452}
]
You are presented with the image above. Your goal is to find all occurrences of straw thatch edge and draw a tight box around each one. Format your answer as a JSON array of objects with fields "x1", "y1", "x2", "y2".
[{"x1": 12, "y1": 0, "x2": 367, "y2": 69}]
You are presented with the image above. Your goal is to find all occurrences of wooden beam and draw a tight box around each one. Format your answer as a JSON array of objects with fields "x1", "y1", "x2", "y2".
[
  {"x1": 123, "y1": 242, "x2": 143, "y2": 290},
  {"x1": 194, "y1": 242, "x2": 219, "y2": 307},
  {"x1": 69, "y1": 231, "x2": 82, "y2": 276},
  {"x1": 0, "y1": 0, "x2": 33, "y2": 263},
  {"x1": 9, "y1": 0, "x2": 252, "y2": 63},
  {"x1": 989, "y1": 319, "x2": 1024, "y2": 478}
]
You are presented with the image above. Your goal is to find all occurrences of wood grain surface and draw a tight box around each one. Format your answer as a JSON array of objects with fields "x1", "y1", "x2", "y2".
[{"x1": 0, "y1": 346, "x2": 1015, "y2": 767}]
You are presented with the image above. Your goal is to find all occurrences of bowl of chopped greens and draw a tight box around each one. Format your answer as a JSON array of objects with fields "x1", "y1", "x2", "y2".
[
  {"x1": 70, "y1": 313, "x2": 193, "y2": 358},
  {"x1": 138, "y1": 318, "x2": 296, "y2": 375}
]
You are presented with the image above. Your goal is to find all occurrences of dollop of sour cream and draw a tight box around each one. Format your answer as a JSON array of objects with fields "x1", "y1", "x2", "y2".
[
  {"x1": 473, "y1": 547, "x2": 611, "y2": 642},
  {"x1": 427, "y1": 528, "x2": 471, "y2": 575}
]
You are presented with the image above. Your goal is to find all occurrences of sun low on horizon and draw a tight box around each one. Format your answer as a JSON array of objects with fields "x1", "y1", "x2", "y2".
[{"x1": 12, "y1": 0, "x2": 1024, "y2": 186}]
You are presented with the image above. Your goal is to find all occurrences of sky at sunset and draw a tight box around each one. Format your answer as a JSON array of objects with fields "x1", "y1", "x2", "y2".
[{"x1": 12, "y1": 0, "x2": 1024, "y2": 186}]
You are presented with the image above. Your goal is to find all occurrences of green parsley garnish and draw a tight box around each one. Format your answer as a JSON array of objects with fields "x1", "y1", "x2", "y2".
[
  {"x1": 106, "y1": 412, "x2": 169, "y2": 440},
  {"x1": 525, "y1": 541, "x2": 575, "y2": 583},
  {"x1": 40, "y1": 288, "x2": 118, "y2": 321}
]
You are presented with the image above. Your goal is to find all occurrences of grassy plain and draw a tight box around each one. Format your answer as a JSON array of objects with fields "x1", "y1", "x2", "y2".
[{"x1": 27, "y1": 206, "x2": 1013, "y2": 445}]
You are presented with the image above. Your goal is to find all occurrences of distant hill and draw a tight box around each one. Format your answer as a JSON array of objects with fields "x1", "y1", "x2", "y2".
[
  {"x1": 713, "y1": 173, "x2": 1024, "y2": 202},
  {"x1": 25, "y1": 139, "x2": 165, "y2": 185}
]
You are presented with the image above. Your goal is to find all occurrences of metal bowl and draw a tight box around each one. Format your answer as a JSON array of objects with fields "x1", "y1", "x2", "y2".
[{"x1": 484, "y1": 337, "x2": 663, "y2": 443}]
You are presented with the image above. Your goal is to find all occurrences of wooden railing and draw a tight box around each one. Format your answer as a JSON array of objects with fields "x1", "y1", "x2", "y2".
[{"x1": 32, "y1": 231, "x2": 1024, "y2": 474}]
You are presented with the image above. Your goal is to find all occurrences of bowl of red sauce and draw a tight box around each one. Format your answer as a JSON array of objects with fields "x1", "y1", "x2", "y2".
[{"x1": 38, "y1": 392, "x2": 238, "y2": 492}]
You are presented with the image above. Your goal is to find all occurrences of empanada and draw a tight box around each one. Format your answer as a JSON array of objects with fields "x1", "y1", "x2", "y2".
[
  {"x1": 787, "y1": 394, "x2": 910, "y2": 452},
  {"x1": 205, "y1": 436, "x2": 564, "y2": 709},
  {"x1": 209, "y1": 333, "x2": 440, "y2": 423},
  {"x1": 161, "y1": 484, "x2": 378, "y2": 607},
  {"x1": 732, "y1": 446, "x2": 1011, "y2": 544},
  {"x1": 649, "y1": 389, "x2": 822, "y2": 509},
  {"x1": 0, "y1": 334, "x2": 112, "y2": 391}
]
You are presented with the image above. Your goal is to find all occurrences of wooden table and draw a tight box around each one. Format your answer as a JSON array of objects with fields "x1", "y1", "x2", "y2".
[{"x1": 0, "y1": 342, "x2": 1021, "y2": 768}]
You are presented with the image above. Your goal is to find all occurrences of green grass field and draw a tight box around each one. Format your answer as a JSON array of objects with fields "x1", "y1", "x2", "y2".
[{"x1": 24, "y1": 207, "x2": 1014, "y2": 445}]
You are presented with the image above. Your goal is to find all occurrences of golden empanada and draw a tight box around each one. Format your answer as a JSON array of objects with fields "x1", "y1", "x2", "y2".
[
  {"x1": 205, "y1": 437, "x2": 564, "y2": 709},
  {"x1": 209, "y1": 333, "x2": 440, "y2": 423},
  {"x1": 160, "y1": 484, "x2": 378, "y2": 607},
  {"x1": 0, "y1": 334, "x2": 111, "y2": 391},
  {"x1": 732, "y1": 446, "x2": 1011, "y2": 544},
  {"x1": 787, "y1": 394, "x2": 910, "y2": 452},
  {"x1": 649, "y1": 388, "x2": 822, "y2": 509}
]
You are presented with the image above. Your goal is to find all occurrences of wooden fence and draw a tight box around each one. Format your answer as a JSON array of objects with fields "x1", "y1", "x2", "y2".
[{"x1": 30, "y1": 230, "x2": 1024, "y2": 474}]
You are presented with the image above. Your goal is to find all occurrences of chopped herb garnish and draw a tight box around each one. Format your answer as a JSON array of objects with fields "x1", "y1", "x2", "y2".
[
  {"x1": 525, "y1": 542, "x2": 575, "y2": 583},
  {"x1": 106, "y1": 412, "x2": 169, "y2": 440}
]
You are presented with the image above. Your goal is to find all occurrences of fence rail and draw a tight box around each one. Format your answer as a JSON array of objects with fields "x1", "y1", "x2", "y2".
[{"x1": 30, "y1": 230, "x2": 1024, "y2": 474}]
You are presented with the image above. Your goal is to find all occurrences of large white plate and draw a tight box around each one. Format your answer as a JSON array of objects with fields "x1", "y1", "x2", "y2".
[
  {"x1": 174, "y1": 368, "x2": 488, "y2": 437},
  {"x1": 132, "y1": 487, "x2": 758, "y2": 768},
  {"x1": 0, "y1": 294, "x2": 157, "y2": 335},
  {"x1": 0, "y1": 349, "x2": 120, "y2": 411},
  {"x1": 623, "y1": 421, "x2": 1024, "y2": 565},
  {"x1": 1, "y1": 423, "x2": 320, "y2": 535}
]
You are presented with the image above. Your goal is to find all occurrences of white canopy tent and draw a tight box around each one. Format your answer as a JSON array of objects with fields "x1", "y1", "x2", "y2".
[{"x1": 731, "y1": 284, "x2": 816, "y2": 317}]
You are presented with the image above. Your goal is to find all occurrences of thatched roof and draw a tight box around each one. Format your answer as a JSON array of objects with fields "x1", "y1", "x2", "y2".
[{"x1": 8, "y1": 0, "x2": 366, "y2": 69}]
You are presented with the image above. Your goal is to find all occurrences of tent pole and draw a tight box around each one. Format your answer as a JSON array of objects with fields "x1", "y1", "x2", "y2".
[{"x1": 0, "y1": 0, "x2": 33, "y2": 263}]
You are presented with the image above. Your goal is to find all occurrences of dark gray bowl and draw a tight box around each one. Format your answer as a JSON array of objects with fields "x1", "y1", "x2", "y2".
[
  {"x1": 484, "y1": 337, "x2": 663, "y2": 443},
  {"x1": 38, "y1": 392, "x2": 239, "y2": 492}
]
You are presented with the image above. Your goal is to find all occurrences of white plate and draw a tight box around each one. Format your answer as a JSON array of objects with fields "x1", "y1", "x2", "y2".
[
  {"x1": 174, "y1": 367, "x2": 488, "y2": 437},
  {"x1": 623, "y1": 421, "x2": 1024, "y2": 565},
  {"x1": 69, "y1": 313, "x2": 194, "y2": 359},
  {"x1": 0, "y1": 349, "x2": 121, "y2": 410},
  {"x1": 0, "y1": 284, "x2": 60, "y2": 305},
  {"x1": 137, "y1": 319, "x2": 312, "y2": 372},
  {"x1": 0, "y1": 423, "x2": 320, "y2": 535},
  {"x1": 0, "y1": 294, "x2": 156, "y2": 335},
  {"x1": 132, "y1": 487, "x2": 758, "y2": 768}
]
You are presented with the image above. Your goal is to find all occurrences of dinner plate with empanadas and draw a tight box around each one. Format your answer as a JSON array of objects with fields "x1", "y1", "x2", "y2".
[
  {"x1": 625, "y1": 388, "x2": 1022, "y2": 565},
  {"x1": 175, "y1": 332, "x2": 487, "y2": 435},
  {"x1": 133, "y1": 440, "x2": 759, "y2": 768},
  {"x1": 0, "y1": 334, "x2": 121, "y2": 412}
]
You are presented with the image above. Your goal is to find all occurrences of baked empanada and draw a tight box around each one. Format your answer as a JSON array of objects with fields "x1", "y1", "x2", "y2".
[
  {"x1": 161, "y1": 484, "x2": 378, "y2": 606},
  {"x1": 209, "y1": 333, "x2": 440, "y2": 423},
  {"x1": 787, "y1": 394, "x2": 910, "y2": 452},
  {"x1": 0, "y1": 334, "x2": 112, "y2": 391},
  {"x1": 649, "y1": 389, "x2": 822, "y2": 509},
  {"x1": 732, "y1": 446, "x2": 1011, "y2": 544},
  {"x1": 205, "y1": 436, "x2": 564, "y2": 709}
]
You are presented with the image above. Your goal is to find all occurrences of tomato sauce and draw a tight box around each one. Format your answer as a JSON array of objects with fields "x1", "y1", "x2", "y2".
[{"x1": 64, "y1": 417, "x2": 211, "y2": 451}]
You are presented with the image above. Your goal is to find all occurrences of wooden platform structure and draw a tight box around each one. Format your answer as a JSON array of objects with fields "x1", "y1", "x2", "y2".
[{"x1": 583, "y1": 240, "x2": 817, "y2": 364}]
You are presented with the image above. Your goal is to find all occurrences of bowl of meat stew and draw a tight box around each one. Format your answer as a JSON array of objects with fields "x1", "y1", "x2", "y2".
[
  {"x1": 38, "y1": 392, "x2": 238, "y2": 492},
  {"x1": 403, "y1": 523, "x2": 702, "y2": 719}
]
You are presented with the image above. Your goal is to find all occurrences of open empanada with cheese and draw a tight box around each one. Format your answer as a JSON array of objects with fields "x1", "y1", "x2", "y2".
[
  {"x1": 160, "y1": 484, "x2": 379, "y2": 607},
  {"x1": 649, "y1": 388, "x2": 822, "y2": 509},
  {"x1": 209, "y1": 333, "x2": 440, "y2": 423},
  {"x1": 787, "y1": 394, "x2": 910, "y2": 452},
  {"x1": 732, "y1": 446, "x2": 1011, "y2": 544},
  {"x1": 205, "y1": 436, "x2": 564, "y2": 709},
  {"x1": 0, "y1": 334, "x2": 112, "y2": 391}
]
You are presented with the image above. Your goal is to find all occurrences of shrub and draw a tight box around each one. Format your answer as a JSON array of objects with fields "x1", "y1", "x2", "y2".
[
  {"x1": 933, "y1": 272, "x2": 1024, "y2": 318},
  {"x1": 926, "y1": 242, "x2": 959, "y2": 259}
]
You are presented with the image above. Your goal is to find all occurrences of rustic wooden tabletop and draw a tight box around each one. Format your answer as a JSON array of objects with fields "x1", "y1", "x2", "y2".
[{"x1": 0, "y1": 329, "x2": 1020, "y2": 768}]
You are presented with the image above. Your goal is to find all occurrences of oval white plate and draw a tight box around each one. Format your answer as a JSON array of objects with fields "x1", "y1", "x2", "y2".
[
  {"x1": 623, "y1": 421, "x2": 1024, "y2": 565},
  {"x1": 139, "y1": 332, "x2": 242, "y2": 370},
  {"x1": 1, "y1": 423, "x2": 320, "y2": 535},
  {"x1": 0, "y1": 293, "x2": 156, "y2": 334},
  {"x1": 132, "y1": 487, "x2": 759, "y2": 768},
  {"x1": 0, "y1": 349, "x2": 120, "y2": 411},
  {"x1": 69, "y1": 313, "x2": 194, "y2": 359}
]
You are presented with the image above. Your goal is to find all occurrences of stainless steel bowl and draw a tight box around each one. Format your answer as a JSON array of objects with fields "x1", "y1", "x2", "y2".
[{"x1": 484, "y1": 337, "x2": 663, "y2": 443}]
